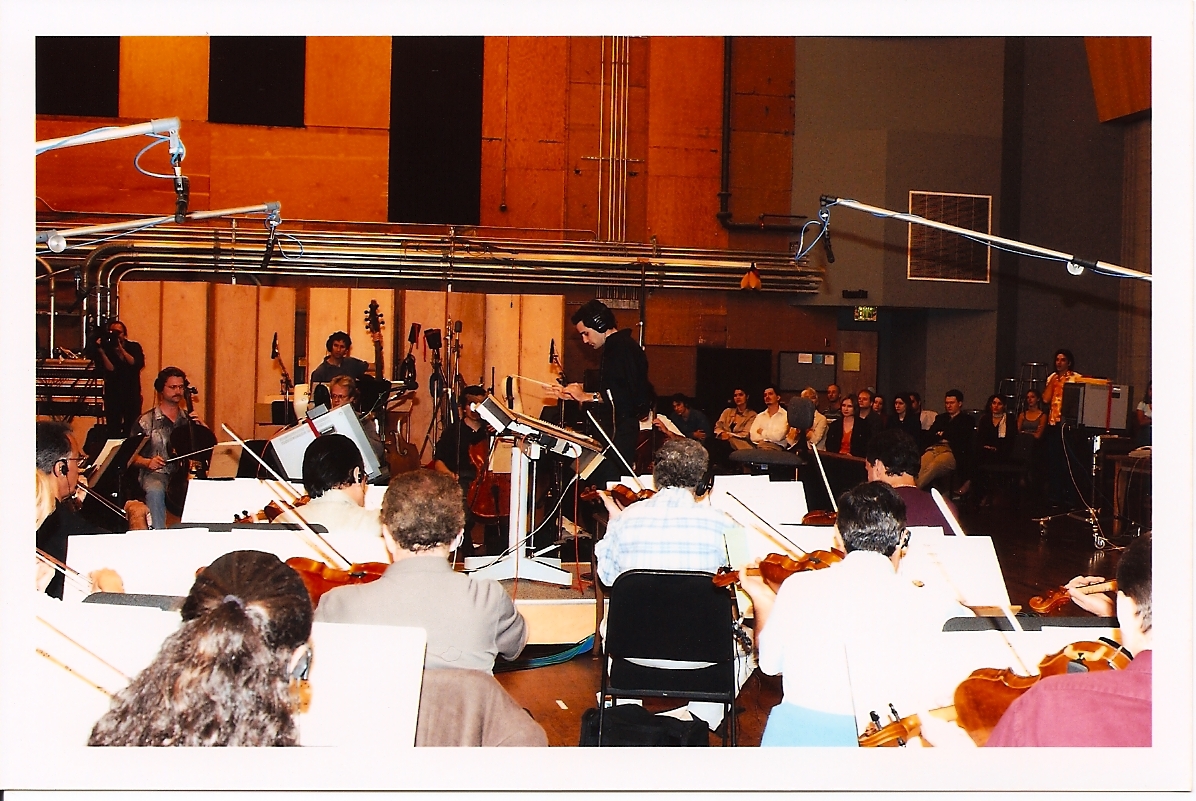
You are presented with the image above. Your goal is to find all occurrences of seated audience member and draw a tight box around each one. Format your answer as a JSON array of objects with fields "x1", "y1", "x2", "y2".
[
  {"x1": 1017, "y1": 389, "x2": 1047, "y2": 440},
  {"x1": 315, "y1": 470, "x2": 527, "y2": 673},
  {"x1": 917, "y1": 389, "x2": 975, "y2": 496},
  {"x1": 89, "y1": 550, "x2": 314, "y2": 746},
  {"x1": 655, "y1": 393, "x2": 710, "y2": 442},
  {"x1": 909, "y1": 392, "x2": 938, "y2": 439},
  {"x1": 739, "y1": 482, "x2": 971, "y2": 746},
  {"x1": 865, "y1": 429, "x2": 958, "y2": 531},
  {"x1": 595, "y1": 438, "x2": 751, "y2": 730},
  {"x1": 823, "y1": 384, "x2": 843, "y2": 422},
  {"x1": 869, "y1": 394, "x2": 888, "y2": 429},
  {"x1": 713, "y1": 388, "x2": 757, "y2": 450},
  {"x1": 984, "y1": 535, "x2": 1152, "y2": 746},
  {"x1": 823, "y1": 396, "x2": 870, "y2": 458},
  {"x1": 855, "y1": 389, "x2": 881, "y2": 438},
  {"x1": 973, "y1": 394, "x2": 1016, "y2": 506},
  {"x1": 801, "y1": 387, "x2": 829, "y2": 450},
  {"x1": 885, "y1": 393, "x2": 924, "y2": 442},
  {"x1": 749, "y1": 387, "x2": 796, "y2": 450},
  {"x1": 283, "y1": 434, "x2": 384, "y2": 554}
]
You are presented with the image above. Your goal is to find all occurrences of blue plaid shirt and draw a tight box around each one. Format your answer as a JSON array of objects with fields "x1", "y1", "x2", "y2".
[{"x1": 595, "y1": 487, "x2": 739, "y2": 586}]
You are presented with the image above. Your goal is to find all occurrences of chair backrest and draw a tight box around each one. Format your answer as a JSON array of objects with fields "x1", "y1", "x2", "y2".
[{"x1": 604, "y1": 570, "x2": 735, "y2": 664}]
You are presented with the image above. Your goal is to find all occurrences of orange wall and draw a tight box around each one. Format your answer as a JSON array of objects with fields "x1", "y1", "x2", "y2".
[{"x1": 1084, "y1": 37, "x2": 1150, "y2": 123}]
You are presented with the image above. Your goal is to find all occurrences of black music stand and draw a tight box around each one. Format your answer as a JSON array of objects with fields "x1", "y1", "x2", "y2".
[{"x1": 81, "y1": 433, "x2": 147, "y2": 531}]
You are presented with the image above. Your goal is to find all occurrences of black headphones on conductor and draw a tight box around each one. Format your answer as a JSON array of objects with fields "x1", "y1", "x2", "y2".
[{"x1": 579, "y1": 300, "x2": 617, "y2": 333}]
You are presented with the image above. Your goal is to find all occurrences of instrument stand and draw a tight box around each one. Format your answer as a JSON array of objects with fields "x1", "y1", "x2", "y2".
[{"x1": 465, "y1": 436, "x2": 572, "y2": 586}]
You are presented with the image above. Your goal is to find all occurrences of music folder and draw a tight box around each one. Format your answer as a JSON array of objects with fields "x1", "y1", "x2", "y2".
[{"x1": 473, "y1": 394, "x2": 605, "y2": 478}]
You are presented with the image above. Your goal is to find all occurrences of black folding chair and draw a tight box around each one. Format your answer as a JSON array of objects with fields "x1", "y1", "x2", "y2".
[{"x1": 598, "y1": 570, "x2": 740, "y2": 746}]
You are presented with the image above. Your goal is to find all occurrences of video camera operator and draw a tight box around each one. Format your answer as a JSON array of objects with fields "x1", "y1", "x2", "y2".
[{"x1": 89, "y1": 320, "x2": 145, "y2": 437}]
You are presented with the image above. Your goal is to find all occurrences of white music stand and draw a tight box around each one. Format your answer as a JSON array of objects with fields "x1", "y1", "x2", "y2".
[{"x1": 464, "y1": 395, "x2": 603, "y2": 586}]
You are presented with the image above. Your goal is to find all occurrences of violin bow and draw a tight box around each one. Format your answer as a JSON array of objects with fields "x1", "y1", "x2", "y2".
[
  {"x1": 36, "y1": 549, "x2": 93, "y2": 595},
  {"x1": 808, "y1": 443, "x2": 838, "y2": 513},
  {"x1": 584, "y1": 409, "x2": 648, "y2": 493},
  {"x1": 219, "y1": 424, "x2": 352, "y2": 570},
  {"x1": 930, "y1": 488, "x2": 967, "y2": 537},
  {"x1": 725, "y1": 492, "x2": 809, "y2": 557},
  {"x1": 37, "y1": 616, "x2": 131, "y2": 683}
]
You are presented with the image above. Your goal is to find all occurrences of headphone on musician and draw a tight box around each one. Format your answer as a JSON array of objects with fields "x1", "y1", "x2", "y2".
[
  {"x1": 459, "y1": 385, "x2": 487, "y2": 410},
  {"x1": 326, "y1": 331, "x2": 352, "y2": 352},
  {"x1": 153, "y1": 366, "x2": 187, "y2": 394},
  {"x1": 574, "y1": 299, "x2": 617, "y2": 333}
]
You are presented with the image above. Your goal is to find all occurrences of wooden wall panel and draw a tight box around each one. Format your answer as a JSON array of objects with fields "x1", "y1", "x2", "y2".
[
  {"x1": 447, "y1": 293, "x2": 488, "y2": 389},
  {"x1": 645, "y1": 345, "x2": 696, "y2": 399},
  {"x1": 212, "y1": 283, "x2": 259, "y2": 441},
  {"x1": 117, "y1": 280, "x2": 163, "y2": 414},
  {"x1": 645, "y1": 37, "x2": 727, "y2": 249},
  {"x1": 485, "y1": 295, "x2": 522, "y2": 401},
  {"x1": 119, "y1": 36, "x2": 210, "y2": 123},
  {"x1": 517, "y1": 294, "x2": 564, "y2": 417},
  {"x1": 157, "y1": 282, "x2": 209, "y2": 414},
  {"x1": 307, "y1": 287, "x2": 351, "y2": 377},
  {"x1": 208, "y1": 124, "x2": 389, "y2": 222},
  {"x1": 1084, "y1": 37, "x2": 1151, "y2": 123},
  {"x1": 256, "y1": 286, "x2": 298, "y2": 408},
  {"x1": 837, "y1": 330, "x2": 878, "y2": 399},
  {"x1": 306, "y1": 37, "x2": 392, "y2": 130},
  {"x1": 644, "y1": 291, "x2": 726, "y2": 347}
]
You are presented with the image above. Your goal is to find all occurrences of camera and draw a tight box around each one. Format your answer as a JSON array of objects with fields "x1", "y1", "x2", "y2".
[{"x1": 104, "y1": 331, "x2": 121, "y2": 346}]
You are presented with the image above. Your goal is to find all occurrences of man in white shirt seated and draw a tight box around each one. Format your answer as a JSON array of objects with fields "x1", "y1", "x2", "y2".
[
  {"x1": 739, "y1": 481, "x2": 972, "y2": 745},
  {"x1": 749, "y1": 387, "x2": 796, "y2": 450}
]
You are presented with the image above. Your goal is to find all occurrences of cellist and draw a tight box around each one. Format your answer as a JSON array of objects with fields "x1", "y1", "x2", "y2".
[
  {"x1": 431, "y1": 385, "x2": 491, "y2": 555},
  {"x1": 130, "y1": 367, "x2": 205, "y2": 529}
]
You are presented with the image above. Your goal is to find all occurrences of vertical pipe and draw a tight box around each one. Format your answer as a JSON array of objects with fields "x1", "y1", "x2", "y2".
[{"x1": 37, "y1": 257, "x2": 56, "y2": 356}]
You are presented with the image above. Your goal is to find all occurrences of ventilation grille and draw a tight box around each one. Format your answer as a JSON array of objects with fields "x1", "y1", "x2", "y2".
[{"x1": 907, "y1": 191, "x2": 992, "y2": 283}]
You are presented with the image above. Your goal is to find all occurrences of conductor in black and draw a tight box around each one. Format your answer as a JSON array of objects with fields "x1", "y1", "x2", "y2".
[{"x1": 553, "y1": 299, "x2": 651, "y2": 483}]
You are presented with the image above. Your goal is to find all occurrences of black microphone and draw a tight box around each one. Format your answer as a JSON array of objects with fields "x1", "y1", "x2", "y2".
[
  {"x1": 261, "y1": 224, "x2": 278, "y2": 269},
  {"x1": 270, "y1": 332, "x2": 279, "y2": 360},
  {"x1": 822, "y1": 222, "x2": 835, "y2": 264},
  {"x1": 548, "y1": 338, "x2": 556, "y2": 364},
  {"x1": 454, "y1": 320, "x2": 463, "y2": 334},
  {"x1": 173, "y1": 174, "x2": 190, "y2": 223}
]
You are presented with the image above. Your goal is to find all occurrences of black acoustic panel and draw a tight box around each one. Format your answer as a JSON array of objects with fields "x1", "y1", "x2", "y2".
[
  {"x1": 389, "y1": 36, "x2": 484, "y2": 225},
  {"x1": 695, "y1": 347, "x2": 772, "y2": 420},
  {"x1": 36, "y1": 37, "x2": 120, "y2": 118},
  {"x1": 209, "y1": 37, "x2": 306, "y2": 128}
]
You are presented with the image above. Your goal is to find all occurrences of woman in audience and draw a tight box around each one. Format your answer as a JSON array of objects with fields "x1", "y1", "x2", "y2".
[
  {"x1": 974, "y1": 395, "x2": 1016, "y2": 506},
  {"x1": 823, "y1": 396, "x2": 870, "y2": 458},
  {"x1": 885, "y1": 393, "x2": 923, "y2": 442},
  {"x1": 88, "y1": 550, "x2": 314, "y2": 746}
]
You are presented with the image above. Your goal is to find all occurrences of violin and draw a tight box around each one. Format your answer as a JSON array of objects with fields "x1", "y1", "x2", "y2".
[
  {"x1": 801, "y1": 509, "x2": 838, "y2": 526},
  {"x1": 284, "y1": 556, "x2": 390, "y2": 606},
  {"x1": 1028, "y1": 579, "x2": 1117, "y2": 615},
  {"x1": 952, "y1": 638, "x2": 1133, "y2": 746},
  {"x1": 234, "y1": 494, "x2": 311, "y2": 524},
  {"x1": 580, "y1": 483, "x2": 655, "y2": 510},
  {"x1": 466, "y1": 436, "x2": 511, "y2": 522},
  {"x1": 713, "y1": 548, "x2": 845, "y2": 593},
  {"x1": 858, "y1": 705, "x2": 958, "y2": 747}
]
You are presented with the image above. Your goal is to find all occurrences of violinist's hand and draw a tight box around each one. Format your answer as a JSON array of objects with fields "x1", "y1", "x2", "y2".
[
  {"x1": 598, "y1": 490, "x2": 623, "y2": 520},
  {"x1": 89, "y1": 568, "x2": 125, "y2": 594},
  {"x1": 144, "y1": 454, "x2": 166, "y2": 471},
  {"x1": 124, "y1": 500, "x2": 151, "y2": 530},
  {"x1": 1066, "y1": 575, "x2": 1115, "y2": 616},
  {"x1": 916, "y1": 710, "x2": 976, "y2": 749}
]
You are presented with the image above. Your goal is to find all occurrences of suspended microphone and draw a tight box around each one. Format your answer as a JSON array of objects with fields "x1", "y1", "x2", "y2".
[
  {"x1": 822, "y1": 223, "x2": 835, "y2": 264},
  {"x1": 173, "y1": 174, "x2": 190, "y2": 223},
  {"x1": 261, "y1": 216, "x2": 279, "y2": 269},
  {"x1": 270, "y1": 332, "x2": 279, "y2": 359},
  {"x1": 549, "y1": 338, "x2": 556, "y2": 364}
]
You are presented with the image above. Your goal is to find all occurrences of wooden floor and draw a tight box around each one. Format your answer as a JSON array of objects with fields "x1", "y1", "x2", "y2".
[{"x1": 494, "y1": 492, "x2": 1140, "y2": 747}]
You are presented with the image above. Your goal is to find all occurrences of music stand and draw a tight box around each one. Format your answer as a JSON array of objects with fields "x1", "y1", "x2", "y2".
[
  {"x1": 465, "y1": 395, "x2": 604, "y2": 585},
  {"x1": 81, "y1": 433, "x2": 147, "y2": 531}
]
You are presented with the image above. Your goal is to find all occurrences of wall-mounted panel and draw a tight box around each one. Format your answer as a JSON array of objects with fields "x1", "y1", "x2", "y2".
[
  {"x1": 213, "y1": 283, "x2": 259, "y2": 441},
  {"x1": 119, "y1": 36, "x2": 210, "y2": 122},
  {"x1": 256, "y1": 286, "x2": 298, "y2": 410},
  {"x1": 157, "y1": 282, "x2": 209, "y2": 416},
  {"x1": 306, "y1": 37, "x2": 391, "y2": 130},
  {"x1": 117, "y1": 280, "x2": 163, "y2": 414}
]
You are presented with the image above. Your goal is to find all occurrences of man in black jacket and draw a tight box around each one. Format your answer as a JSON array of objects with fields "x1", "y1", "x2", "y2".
[
  {"x1": 553, "y1": 299, "x2": 651, "y2": 485},
  {"x1": 916, "y1": 389, "x2": 975, "y2": 496}
]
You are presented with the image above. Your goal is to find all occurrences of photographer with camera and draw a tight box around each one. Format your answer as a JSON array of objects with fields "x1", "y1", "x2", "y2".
[{"x1": 92, "y1": 320, "x2": 145, "y2": 437}]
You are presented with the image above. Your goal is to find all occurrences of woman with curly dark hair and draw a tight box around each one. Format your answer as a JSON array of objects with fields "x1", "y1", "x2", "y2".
[{"x1": 88, "y1": 550, "x2": 314, "y2": 747}]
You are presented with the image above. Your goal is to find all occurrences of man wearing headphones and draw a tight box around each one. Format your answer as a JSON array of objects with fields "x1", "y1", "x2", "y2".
[
  {"x1": 310, "y1": 331, "x2": 370, "y2": 385},
  {"x1": 131, "y1": 367, "x2": 205, "y2": 529},
  {"x1": 36, "y1": 421, "x2": 107, "y2": 598},
  {"x1": 283, "y1": 434, "x2": 387, "y2": 560},
  {"x1": 553, "y1": 299, "x2": 651, "y2": 485}
]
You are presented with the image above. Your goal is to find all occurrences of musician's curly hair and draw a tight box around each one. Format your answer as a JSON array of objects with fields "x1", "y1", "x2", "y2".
[
  {"x1": 88, "y1": 550, "x2": 313, "y2": 747},
  {"x1": 382, "y1": 469, "x2": 465, "y2": 552},
  {"x1": 652, "y1": 439, "x2": 708, "y2": 490}
]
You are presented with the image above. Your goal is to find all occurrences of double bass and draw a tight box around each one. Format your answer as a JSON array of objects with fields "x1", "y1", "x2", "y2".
[{"x1": 366, "y1": 301, "x2": 421, "y2": 474}]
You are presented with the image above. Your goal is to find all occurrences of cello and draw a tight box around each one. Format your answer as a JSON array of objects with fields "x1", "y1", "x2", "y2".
[{"x1": 165, "y1": 379, "x2": 217, "y2": 517}]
